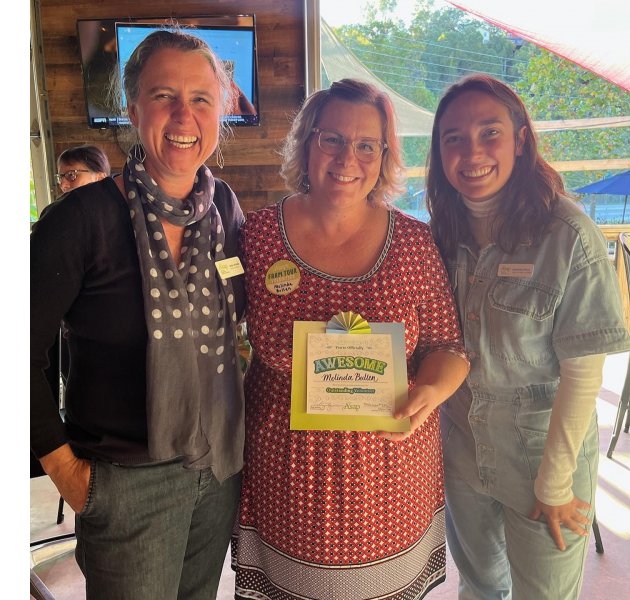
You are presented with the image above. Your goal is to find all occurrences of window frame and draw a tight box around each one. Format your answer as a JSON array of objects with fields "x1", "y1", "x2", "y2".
[{"x1": 30, "y1": 0, "x2": 56, "y2": 219}]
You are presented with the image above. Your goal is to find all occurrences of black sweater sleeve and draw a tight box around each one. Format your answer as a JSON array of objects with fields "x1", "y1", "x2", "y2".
[
  {"x1": 30, "y1": 189, "x2": 92, "y2": 457},
  {"x1": 30, "y1": 178, "x2": 148, "y2": 460}
]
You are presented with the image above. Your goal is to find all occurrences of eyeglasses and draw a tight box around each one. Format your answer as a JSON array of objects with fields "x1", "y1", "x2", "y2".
[
  {"x1": 311, "y1": 128, "x2": 387, "y2": 163},
  {"x1": 55, "y1": 169, "x2": 91, "y2": 185}
]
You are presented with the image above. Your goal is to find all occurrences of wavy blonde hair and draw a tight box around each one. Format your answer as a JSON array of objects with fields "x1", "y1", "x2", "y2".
[{"x1": 280, "y1": 79, "x2": 406, "y2": 206}]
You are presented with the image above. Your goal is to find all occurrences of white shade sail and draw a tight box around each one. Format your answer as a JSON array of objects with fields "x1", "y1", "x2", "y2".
[
  {"x1": 320, "y1": 18, "x2": 630, "y2": 137},
  {"x1": 446, "y1": 0, "x2": 630, "y2": 91},
  {"x1": 320, "y1": 19, "x2": 436, "y2": 136}
]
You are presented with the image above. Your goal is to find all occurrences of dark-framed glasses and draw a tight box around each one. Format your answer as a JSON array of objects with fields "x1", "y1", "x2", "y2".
[
  {"x1": 55, "y1": 169, "x2": 91, "y2": 185},
  {"x1": 311, "y1": 128, "x2": 387, "y2": 163}
]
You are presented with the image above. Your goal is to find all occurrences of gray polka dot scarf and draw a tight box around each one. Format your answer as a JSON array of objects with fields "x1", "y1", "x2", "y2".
[{"x1": 124, "y1": 145, "x2": 243, "y2": 479}]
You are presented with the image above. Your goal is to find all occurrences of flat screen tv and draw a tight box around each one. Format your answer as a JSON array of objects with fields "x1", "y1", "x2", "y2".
[{"x1": 76, "y1": 15, "x2": 260, "y2": 128}]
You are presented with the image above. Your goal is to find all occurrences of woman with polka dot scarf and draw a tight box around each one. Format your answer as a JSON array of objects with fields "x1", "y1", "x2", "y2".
[{"x1": 31, "y1": 29, "x2": 245, "y2": 599}]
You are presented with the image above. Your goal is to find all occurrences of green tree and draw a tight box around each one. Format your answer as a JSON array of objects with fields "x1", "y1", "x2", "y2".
[
  {"x1": 514, "y1": 47, "x2": 630, "y2": 191},
  {"x1": 30, "y1": 161, "x2": 39, "y2": 222},
  {"x1": 323, "y1": 0, "x2": 629, "y2": 221},
  {"x1": 331, "y1": 0, "x2": 526, "y2": 171},
  {"x1": 334, "y1": 0, "x2": 523, "y2": 111}
]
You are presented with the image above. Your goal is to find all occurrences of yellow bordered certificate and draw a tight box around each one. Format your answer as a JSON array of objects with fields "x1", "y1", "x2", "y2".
[{"x1": 290, "y1": 312, "x2": 410, "y2": 431}]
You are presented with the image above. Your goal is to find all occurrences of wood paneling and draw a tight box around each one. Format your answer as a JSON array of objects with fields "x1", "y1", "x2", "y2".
[
  {"x1": 38, "y1": 0, "x2": 305, "y2": 212},
  {"x1": 600, "y1": 226, "x2": 630, "y2": 332}
]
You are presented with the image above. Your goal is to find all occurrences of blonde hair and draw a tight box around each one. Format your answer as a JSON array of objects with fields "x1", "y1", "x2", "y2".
[{"x1": 280, "y1": 79, "x2": 406, "y2": 206}]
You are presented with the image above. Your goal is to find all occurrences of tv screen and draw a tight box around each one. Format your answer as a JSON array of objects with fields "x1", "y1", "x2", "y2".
[{"x1": 76, "y1": 15, "x2": 260, "y2": 129}]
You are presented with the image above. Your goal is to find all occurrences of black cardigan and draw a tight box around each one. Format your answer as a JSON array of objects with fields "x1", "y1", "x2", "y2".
[{"x1": 30, "y1": 176, "x2": 245, "y2": 462}]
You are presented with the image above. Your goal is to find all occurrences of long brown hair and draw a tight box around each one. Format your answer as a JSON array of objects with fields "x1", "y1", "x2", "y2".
[{"x1": 426, "y1": 74, "x2": 564, "y2": 257}]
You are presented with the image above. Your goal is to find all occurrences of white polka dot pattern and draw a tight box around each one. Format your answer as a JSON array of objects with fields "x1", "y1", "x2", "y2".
[{"x1": 122, "y1": 145, "x2": 244, "y2": 476}]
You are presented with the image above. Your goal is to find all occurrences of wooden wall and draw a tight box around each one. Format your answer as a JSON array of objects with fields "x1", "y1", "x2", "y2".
[
  {"x1": 38, "y1": 0, "x2": 305, "y2": 213},
  {"x1": 599, "y1": 226, "x2": 630, "y2": 332}
]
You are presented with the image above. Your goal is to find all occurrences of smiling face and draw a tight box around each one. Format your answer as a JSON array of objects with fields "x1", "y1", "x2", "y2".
[
  {"x1": 307, "y1": 99, "x2": 384, "y2": 208},
  {"x1": 128, "y1": 48, "x2": 222, "y2": 197},
  {"x1": 438, "y1": 90, "x2": 526, "y2": 202}
]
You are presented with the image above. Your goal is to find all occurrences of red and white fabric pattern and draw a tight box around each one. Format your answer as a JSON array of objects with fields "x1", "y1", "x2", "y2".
[{"x1": 232, "y1": 201, "x2": 465, "y2": 599}]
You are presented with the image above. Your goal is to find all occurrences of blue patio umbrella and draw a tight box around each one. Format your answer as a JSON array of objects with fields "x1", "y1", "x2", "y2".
[{"x1": 575, "y1": 170, "x2": 630, "y2": 222}]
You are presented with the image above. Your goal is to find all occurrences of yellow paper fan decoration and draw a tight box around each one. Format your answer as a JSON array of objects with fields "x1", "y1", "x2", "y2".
[{"x1": 325, "y1": 311, "x2": 371, "y2": 334}]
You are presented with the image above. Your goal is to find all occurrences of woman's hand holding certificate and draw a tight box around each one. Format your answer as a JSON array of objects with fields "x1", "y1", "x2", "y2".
[{"x1": 380, "y1": 350, "x2": 470, "y2": 442}]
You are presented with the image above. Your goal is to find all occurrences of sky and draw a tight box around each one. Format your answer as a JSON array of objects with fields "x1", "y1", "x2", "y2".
[{"x1": 320, "y1": 0, "x2": 451, "y2": 26}]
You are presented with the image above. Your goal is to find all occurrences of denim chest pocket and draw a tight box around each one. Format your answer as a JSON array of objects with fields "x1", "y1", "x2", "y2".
[
  {"x1": 489, "y1": 278, "x2": 559, "y2": 320},
  {"x1": 487, "y1": 279, "x2": 560, "y2": 364}
]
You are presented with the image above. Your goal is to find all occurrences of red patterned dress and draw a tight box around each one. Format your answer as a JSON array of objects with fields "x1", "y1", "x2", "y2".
[{"x1": 233, "y1": 200, "x2": 465, "y2": 599}]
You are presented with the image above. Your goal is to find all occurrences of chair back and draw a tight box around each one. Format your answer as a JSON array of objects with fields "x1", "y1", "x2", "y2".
[{"x1": 620, "y1": 232, "x2": 630, "y2": 291}]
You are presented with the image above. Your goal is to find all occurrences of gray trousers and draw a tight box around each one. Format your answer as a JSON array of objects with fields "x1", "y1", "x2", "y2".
[{"x1": 75, "y1": 459, "x2": 241, "y2": 600}]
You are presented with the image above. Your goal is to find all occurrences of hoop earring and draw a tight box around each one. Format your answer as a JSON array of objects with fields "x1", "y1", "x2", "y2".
[
  {"x1": 133, "y1": 143, "x2": 146, "y2": 163},
  {"x1": 216, "y1": 147, "x2": 225, "y2": 169}
]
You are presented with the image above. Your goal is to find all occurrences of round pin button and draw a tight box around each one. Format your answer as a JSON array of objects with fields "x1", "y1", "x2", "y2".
[{"x1": 265, "y1": 260, "x2": 301, "y2": 296}]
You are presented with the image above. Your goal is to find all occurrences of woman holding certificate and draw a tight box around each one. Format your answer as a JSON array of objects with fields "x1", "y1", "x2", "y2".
[{"x1": 232, "y1": 79, "x2": 469, "y2": 599}]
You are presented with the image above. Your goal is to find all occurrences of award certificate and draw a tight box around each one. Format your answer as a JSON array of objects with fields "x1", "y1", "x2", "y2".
[
  {"x1": 306, "y1": 333, "x2": 395, "y2": 417},
  {"x1": 290, "y1": 312, "x2": 410, "y2": 432}
]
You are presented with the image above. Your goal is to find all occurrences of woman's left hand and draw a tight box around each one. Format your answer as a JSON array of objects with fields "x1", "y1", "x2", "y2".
[
  {"x1": 530, "y1": 496, "x2": 591, "y2": 551},
  {"x1": 377, "y1": 384, "x2": 441, "y2": 442},
  {"x1": 377, "y1": 350, "x2": 469, "y2": 443}
]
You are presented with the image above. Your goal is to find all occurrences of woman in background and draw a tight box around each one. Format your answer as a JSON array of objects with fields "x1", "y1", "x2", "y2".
[
  {"x1": 31, "y1": 30, "x2": 245, "y2": 599},
  {"x1": 232, "y1": 78, "x2": 469, "y2": 599},
  {"x1": 427, "y1": 73, "x2": 630, "y2": 599},
  {"x1": 55, "y1": 144, "x2": 111, "y2": 193},
  {"x1": 43, "y1": 145, "x2": 112, "y2": 414}
]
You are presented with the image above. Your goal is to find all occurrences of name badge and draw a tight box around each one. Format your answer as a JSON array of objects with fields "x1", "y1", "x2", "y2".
[
  {"x1": 215, "y1": 256, "x2": 245, "y2": 279},
  {"x1": 265, "y1": 259, "x2": 301, "y2": 295},
  {"x1": 497, "y1": 263, "x2": 534, "y2": 278}
]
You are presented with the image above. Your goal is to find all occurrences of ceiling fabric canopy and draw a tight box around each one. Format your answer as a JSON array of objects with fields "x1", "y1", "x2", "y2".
[
  {"x1": 446, "y1": 0, "x2": 630, "y2": 90},
  {"x1": 320, "y1": 19, "x2": 436, "y2": 136},
  {"x1": 320, "y1": 19, "x2": 630, "y2": 136}
]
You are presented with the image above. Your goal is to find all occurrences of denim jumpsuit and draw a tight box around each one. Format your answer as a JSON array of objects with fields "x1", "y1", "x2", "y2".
[{"x1": 440, "y1": 197, "x2": 630, "y2": 600}]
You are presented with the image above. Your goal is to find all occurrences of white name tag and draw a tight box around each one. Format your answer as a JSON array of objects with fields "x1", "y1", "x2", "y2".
[
  {"x1": 497, "y1": 263, "x2": 534, "y2": 278},
  {"x1": 215, "y1": 256, "x2": 245, "y2": 279}
]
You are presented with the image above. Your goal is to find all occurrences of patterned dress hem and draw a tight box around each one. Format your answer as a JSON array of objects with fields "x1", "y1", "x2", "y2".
[{"x1": 233, "y1": 506, "x2": 446, "y2": 600}]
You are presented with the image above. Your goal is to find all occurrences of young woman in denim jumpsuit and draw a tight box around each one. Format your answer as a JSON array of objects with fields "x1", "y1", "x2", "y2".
[{"x1": 426, "y1": 74, "x2": 630, "y2": 599}]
